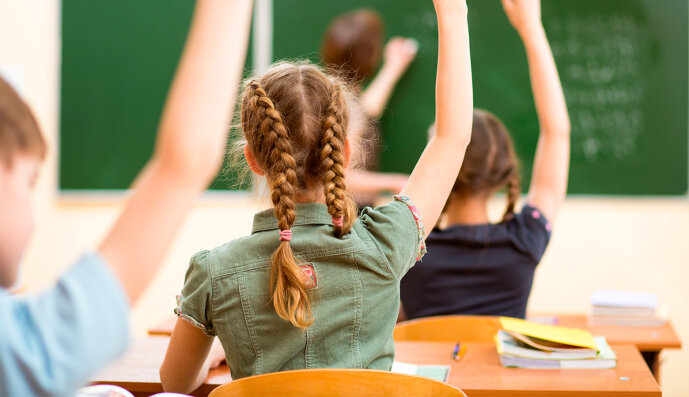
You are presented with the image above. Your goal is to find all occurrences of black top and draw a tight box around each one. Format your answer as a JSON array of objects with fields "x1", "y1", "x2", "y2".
[{"x1": 400, "y1": 204, "x2": 551, "y2": 319}]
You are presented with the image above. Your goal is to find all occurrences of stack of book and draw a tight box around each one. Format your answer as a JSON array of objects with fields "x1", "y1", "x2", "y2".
[
  {"x1": 495, "y1": 317, "x2": 617, "y2": 369},
  {"x1": 588, "y1": 290, "x2": 666, "y2": 327}
]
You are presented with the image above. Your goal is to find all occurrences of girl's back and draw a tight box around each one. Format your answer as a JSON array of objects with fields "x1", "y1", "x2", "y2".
[
  {"x1": 178, "y1": 201, "x2": 423, "y2": 378},
  {"x1": 401, "y1": 204, "x2": 550, "y2": 319}
]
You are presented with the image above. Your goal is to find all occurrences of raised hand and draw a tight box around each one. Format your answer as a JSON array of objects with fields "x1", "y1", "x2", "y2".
[
  {"x1": 382, "y1": 37, "x2": 418, "y2": 78},
  {"x1": 399, "y1": 0, "x2": 472, "y2": 237},
  {"x1": 501, "y1": 0, "x2": 542, "y2": 35},
  {"x1": 503, "y1": 0, "x2": 571, "y2": 222}
]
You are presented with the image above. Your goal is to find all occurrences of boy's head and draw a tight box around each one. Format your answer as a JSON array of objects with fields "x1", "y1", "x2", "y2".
[
  {"x1": 321, "y1": 9, "x2": 384, "y2": 85},
  {"x1": 0, "y1": 77, "x2": 46, "y2": 288}
]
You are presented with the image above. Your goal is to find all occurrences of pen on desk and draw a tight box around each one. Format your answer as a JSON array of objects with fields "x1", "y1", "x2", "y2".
[{"x1": 452, "y1": 342, "x2": 466, "y2": 361}]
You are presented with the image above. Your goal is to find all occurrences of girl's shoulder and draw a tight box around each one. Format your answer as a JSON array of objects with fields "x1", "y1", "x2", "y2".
[
  {"x1": 501, "y1": 203, "x2": 553, "y2": 260},
  {"x1": 355, "y1": 196, "x2": 427, "y2": 278},
  {"x1": 188, "y1": 233, "x2": 273, "y2": 277},
  {"x1": 429, "y1": 204, "x2": 552, "y2": 261}
]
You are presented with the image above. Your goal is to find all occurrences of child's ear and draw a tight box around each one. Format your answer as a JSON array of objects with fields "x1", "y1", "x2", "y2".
[
  {"x1": 344, "y1": 138, "x2": 352, "y2": 168},
  {"x1": 243, "y1": 145, "x2": 265, "y2": 176}
]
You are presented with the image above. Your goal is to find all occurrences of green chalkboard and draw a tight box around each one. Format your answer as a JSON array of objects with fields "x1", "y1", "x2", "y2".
[
  {"x1": 61, "y1": 0, "x2": 688, "y2": 194},
  {"x1": 60, "y1": 0, "x2": 252, "y2": 191},
  {"x1": 273, "y1": 0, "x2": 688, "y2": 195}
]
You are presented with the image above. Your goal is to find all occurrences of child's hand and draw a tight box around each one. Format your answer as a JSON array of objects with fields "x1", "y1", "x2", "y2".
[
  {"x1": 383, "y1": 37, "x2": 418, "y2": 77},
  {"x1": 501, "y1": 0, "x2": 542, "y2": 35}
]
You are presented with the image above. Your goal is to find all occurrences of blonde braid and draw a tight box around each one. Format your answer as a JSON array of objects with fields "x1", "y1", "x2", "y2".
[
  {"x1": 319, "y1": 83, "x2": 356, "y2": 236},
  {"x1": 247, "y1": 80, "x2": 313, "y2": 328}
]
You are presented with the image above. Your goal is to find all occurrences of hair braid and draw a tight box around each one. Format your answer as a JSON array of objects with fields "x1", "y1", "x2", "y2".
[
  {"x1": 247, "y1": 80, "x2": 313, "y2": 328},
  {"x1": 320, "y1": 83, "x2": 356, "y2": 237},
  {"x1": 502, "y1": 168, "x2": 521, "y2": 222}
]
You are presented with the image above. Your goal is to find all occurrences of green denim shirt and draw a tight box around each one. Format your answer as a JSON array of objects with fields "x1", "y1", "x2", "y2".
[{"x1": 175, "y1": 197, "x2": 425, "y2": 380}]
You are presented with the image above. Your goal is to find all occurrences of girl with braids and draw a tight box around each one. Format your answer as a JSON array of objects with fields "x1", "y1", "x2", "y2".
[
  {"x1": 400, "y1": 0, "x2": 571, "y2": 320},
  {"x1": 161, "y1": 0, "x2": 473, "y2": 391}
]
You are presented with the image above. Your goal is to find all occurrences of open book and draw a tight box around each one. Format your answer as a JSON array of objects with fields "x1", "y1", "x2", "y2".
[{"x1": 496, "y1": 331, "x2": 617, "y2": 369}]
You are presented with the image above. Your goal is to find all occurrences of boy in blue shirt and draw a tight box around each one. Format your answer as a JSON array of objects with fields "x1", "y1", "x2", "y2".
[{"x1": 0, "y1": 1, "x2": 254, "y2": 395}]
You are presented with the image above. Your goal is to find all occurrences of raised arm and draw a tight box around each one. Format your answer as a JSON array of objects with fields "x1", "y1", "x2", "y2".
[
  {"x1": 359, "y1": 37, "x2": 418, "y2": 119},
  {"x1": 400, "y1": 0, "x2": 473, "y2": 238},
  {"x1": 503, "y1": 0, "x2": 570, "y2": 221},
  {"x1": 98, "y1": 0, "x2": 255, "y2": 303}
]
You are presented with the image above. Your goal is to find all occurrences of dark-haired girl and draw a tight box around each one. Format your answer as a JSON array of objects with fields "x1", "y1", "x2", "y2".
[{"x1": 401, "y1": 0, "x2": 571, "y2": 320}]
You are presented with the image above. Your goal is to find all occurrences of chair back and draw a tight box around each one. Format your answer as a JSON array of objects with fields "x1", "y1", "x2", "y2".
[
  {"x1": 394, "y1": 315, "x2": 501, "y2": 342},
  {"x1": 208, "y1": 369, "x2": 466, "y2": 397}
]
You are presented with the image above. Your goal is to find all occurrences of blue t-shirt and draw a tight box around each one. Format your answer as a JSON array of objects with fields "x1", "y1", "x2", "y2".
[
  {"x1": 0, "y1": 253, "x2": 130, "y2": 397},
  {"x1": 400, "y1": 205, "x2": 551, "y2": 319}
]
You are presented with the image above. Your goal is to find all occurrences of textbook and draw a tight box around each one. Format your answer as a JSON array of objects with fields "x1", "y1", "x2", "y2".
[
  {"x1": 591, "y1": 290, "x2": 658, "y2": 309},
  {"x1": 392, "y1": 362, "x2": 450, "y2": 382},
  {"x1": 496, "y1": 331, "x2": 617, "y2": 369},
  {"x1": 589, "y1": 290, "x2": 666, "y2": 327},
  {"x1": 499, "y1": 317, "x2": 599, "y2": 351},
  {"x1": 498, "y1": 330, "x2": 598, "y2": 360}
]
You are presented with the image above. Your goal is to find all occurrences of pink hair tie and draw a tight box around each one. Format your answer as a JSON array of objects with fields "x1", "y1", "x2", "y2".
[
  {"x1": 279, "y1": 229, "x2": 292, "y2": 242},
  {"x1": 332, "y1": 216, "x2": 344, "y2": 227}
]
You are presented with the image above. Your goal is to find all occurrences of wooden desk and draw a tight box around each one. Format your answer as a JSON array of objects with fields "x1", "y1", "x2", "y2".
[
  {"x1": 92, "y1": 338, "x2": 661, "y2": 397},
  {"x1": 152, "y1": 315, "x2": 682, "y2": 351},
  {"x1": 538, "y1": 314, "x2": 682, "y2": 352},
  {"x1": 92, "y1": 337, "x2": 230, "y2": 397},
  {"x1": 152, "y1": 314, "x2": 681, "y2": 380},
  {"x1": 147, "y1": 317, "x2": 177, "y2": 337}
]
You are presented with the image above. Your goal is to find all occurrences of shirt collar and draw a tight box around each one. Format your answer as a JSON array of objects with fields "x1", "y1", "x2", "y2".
[{"x1": 252, "y1": 202, "x2": 335, "y2": 233}]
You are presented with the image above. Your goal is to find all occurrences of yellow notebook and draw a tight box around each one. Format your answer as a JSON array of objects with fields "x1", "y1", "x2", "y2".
[{"x1": 499, "y1": 317, "x2": 598, "y2": 352}]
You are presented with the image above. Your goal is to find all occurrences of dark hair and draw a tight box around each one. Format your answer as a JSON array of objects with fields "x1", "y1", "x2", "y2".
[
  {"x1": 321, "y1": 9, "x2": 384, "y2": 84},
  {"x1": 0, "y1": 78, "x2": 46, "y2": 166},
  {"x1": 447, "y1": 109, "x2": 520, "y2": 222},
  {"x1": 240, "y1": 62, "x2": 357, "y2": 328}
]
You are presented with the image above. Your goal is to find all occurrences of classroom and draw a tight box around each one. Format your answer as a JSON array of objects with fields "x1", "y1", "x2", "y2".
[{"x1": 0, "y1": 0, "x2": 687, "y2": 396}]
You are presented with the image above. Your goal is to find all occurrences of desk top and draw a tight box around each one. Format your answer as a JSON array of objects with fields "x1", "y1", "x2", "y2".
[
  {"x1": 150, "y1": 314, "x2": 682, "y2": 352},
  {"x1": 92, "y1": 337, "x2": 230, "y2": 397},
  {"x1": 541, "y1": 314, "x2": 682, "y2": 351},
  {"x1": 92, "y1": 338, "x2": 661, "y2": 397}
]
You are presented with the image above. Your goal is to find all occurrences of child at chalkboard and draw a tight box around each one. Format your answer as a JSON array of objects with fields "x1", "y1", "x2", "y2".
[
  {"x1": 400, "y1": 0, "x2": 571, "y2": 320},
  {"x1": 160, "y1": 0, "x2": 473, "y2": 392},
  {"x1": 321, "y1": 9, "x2": 419, "y2": 205},
  {"x1": 0, "y1": 1, "x2": 253, "y2": 395}
]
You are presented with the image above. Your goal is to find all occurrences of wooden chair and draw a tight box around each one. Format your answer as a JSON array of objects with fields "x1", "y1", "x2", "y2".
[
  {"x1": 394, "y1": 315, "x2": 501, "y2": 343},
  {"x1": 208, "y1": 369, "x2": 466, "y2": 397}
]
